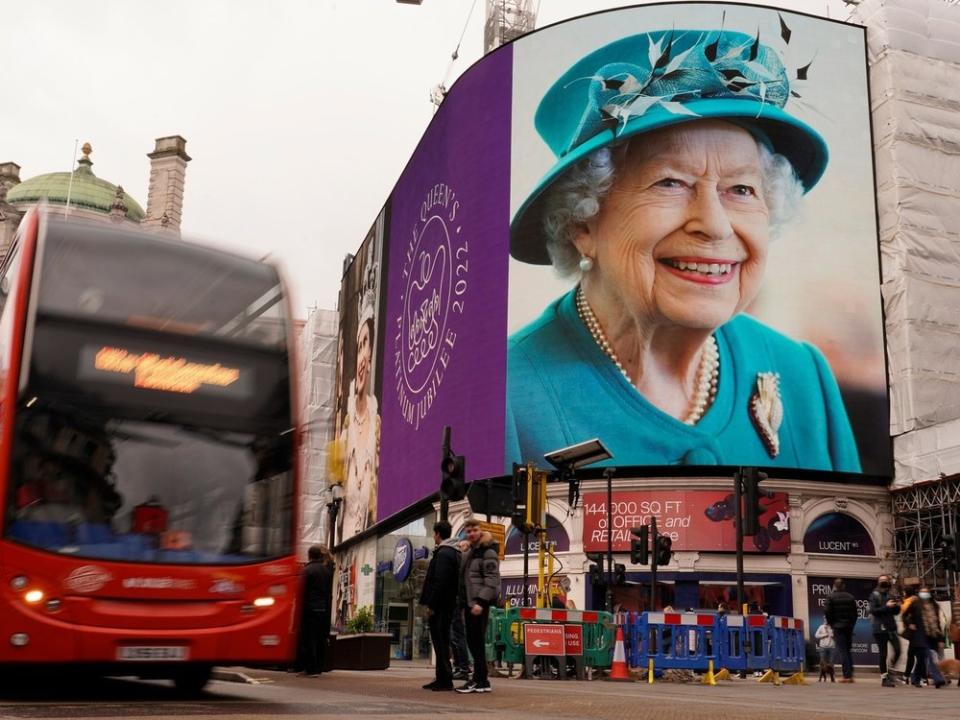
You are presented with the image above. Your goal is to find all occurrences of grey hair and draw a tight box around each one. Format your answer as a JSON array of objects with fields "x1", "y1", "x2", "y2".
[{"x1": 541, "y1": 138, "x2": 805, "y2": 277}]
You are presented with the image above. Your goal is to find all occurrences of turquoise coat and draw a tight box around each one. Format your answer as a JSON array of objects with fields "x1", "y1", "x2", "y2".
[{"x1": 505, "y1": 290, "x2": 861, "y2": 472}]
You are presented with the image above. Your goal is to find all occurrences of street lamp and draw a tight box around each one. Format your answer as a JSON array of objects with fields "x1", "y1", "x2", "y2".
[{"x1": 325, "y1": 483, "x2": 344, "y2": 548}]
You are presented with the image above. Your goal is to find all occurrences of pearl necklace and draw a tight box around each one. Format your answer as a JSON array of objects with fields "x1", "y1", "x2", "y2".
[{"x1": 575, "y1": 286, "x2": 719, "y2": 426}]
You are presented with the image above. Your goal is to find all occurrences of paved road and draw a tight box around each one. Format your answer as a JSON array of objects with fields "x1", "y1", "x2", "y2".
[{"x1": 0, "y1": 665, "x2": 957, "y2": 719}]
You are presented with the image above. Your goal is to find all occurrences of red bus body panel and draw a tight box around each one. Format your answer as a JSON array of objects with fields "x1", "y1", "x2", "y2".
[{"x1": 0, "y1": 209, "x2": 302, "y2": 668}]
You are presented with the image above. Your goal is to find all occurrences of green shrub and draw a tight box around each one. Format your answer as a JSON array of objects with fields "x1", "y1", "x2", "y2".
[{"x1": 345, "y1": 605, "x2": 375, "y2": 634}]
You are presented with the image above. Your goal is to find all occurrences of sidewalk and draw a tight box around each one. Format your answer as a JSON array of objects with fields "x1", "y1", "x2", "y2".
[{"x1": 251, "y1": 664, "x2": 960, "y2": 720}]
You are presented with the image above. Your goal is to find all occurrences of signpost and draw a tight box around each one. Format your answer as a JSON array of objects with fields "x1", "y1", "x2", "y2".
[
  {"x1": 523, "y1": 624, "x2": 565, "y2": 656},
  {"x1": 563, "y1": 624, "x2": 583, "y2": 656}
]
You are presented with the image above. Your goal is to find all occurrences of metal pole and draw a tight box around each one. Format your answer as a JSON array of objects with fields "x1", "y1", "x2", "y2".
[
  {"x1": 485, "y1": 478, "x2": 492, "y2": 523},
  {"x1": 650, "y1": 516, "x2": 658, "y2": 611},
  {"x1": 734, "y1": 468, "x2": 745, "y2": 615},
  {"x1": 605, "y1": 467, "x2": 615, "y2": 613},
  {"x1": 523, "y1": 531, "x2": 530, "y2": 607}
]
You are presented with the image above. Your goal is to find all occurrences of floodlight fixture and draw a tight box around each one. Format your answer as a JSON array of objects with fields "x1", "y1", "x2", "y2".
[{"x1": 544, "y1": 438, "x2": 612, "y2": 470}]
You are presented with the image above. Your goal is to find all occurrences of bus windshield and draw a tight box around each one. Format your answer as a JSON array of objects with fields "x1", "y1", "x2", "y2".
[{"x1": 4, "y1": 220, "x2": 294, "y2": 565}]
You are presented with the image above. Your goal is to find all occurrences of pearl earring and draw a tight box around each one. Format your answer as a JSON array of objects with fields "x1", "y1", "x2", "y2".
[{"x1": 579, "y1": 255, "x2": 594, "y2": 273}]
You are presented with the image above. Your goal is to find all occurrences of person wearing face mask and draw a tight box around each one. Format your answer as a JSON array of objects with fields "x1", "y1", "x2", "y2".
[
  {"x1": 903, "y1": 586, "x2": 946, "y2": 688},
  {"x1": 869, "y1": 574, "x2": 902, "y2": 687}
]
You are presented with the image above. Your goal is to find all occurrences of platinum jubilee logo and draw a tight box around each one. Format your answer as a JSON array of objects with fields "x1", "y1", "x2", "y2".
[{"x1": 394, "y1": 183, "x2": 468, "y2": 430}]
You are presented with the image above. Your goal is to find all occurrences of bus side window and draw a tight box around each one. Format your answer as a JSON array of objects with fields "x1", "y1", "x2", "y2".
[{"x1": 0, "y1": 247, "x2": 23, "y2": 385}]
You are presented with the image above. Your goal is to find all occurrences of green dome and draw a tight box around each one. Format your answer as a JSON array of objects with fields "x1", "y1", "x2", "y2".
[{"x1": 7, "y1": 158, "x2": 145, "y2": 222}]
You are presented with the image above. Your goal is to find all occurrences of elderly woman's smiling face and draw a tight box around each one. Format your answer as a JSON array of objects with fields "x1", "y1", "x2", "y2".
[{"x1": 575, "y1": 120, "x2": 770, "y2": 331}]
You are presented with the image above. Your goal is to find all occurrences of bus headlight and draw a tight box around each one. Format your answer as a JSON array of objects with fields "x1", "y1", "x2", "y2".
[
  {"x1": 10, "y1": 576, "x2": 28, "y2": 591},
  {"x1": 10, "y1": 633, "x2": 29, "y2": 647},
  {"x1": 253, "y1": 597, "x2": 275, "y2": 608},
  {"x1": 45, "y1": 598, "x2": 62, "y2": 612},
  {"x1": 24, "y1": 590, "x2": 44, "y2": 604}
]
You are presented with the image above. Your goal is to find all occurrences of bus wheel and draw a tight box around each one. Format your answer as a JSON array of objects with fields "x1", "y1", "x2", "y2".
[{"x1": 173, "y1": 666, "x2": 212, "y2": 695}]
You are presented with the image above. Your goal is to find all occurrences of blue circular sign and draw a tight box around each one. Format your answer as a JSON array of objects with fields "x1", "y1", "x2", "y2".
[{"x1": 392, "y1": 538, "x2": 413, "y2": 582}]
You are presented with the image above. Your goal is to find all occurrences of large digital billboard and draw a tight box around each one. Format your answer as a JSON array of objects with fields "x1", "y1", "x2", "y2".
[{"x1": 334, "y1": 3, "x2": 888, "y2": 534}]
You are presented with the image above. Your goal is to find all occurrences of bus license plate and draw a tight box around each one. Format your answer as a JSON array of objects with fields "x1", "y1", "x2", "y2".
[{"x1": 117, "y1": 646, "x2": 189, "y2": 661}]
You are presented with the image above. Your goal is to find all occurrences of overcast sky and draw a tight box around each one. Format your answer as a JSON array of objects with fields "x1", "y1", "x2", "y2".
[{"x1": 3, "y1": 0, "x2": 853, "y2": 318}]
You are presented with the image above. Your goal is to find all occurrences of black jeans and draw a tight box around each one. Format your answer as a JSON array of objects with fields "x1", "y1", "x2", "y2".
[
  {"x1": 450, "y1": 608, "x2": 471, "y2": 672},
  {"x1": 833, "y1": 626, "x2": 854, "y2": 679},
  {"x1": 428, "y1": 606, "x2": 454, "y2": 685},
  {"x1": 301, "y1": 609, "x2": 331, "y2": 675},
  {"x1": 464, "y1": 606, "x2": 489, "y2": 685},
  {"x1": 874, "y1": 631, "x2": 901, "y2": 675}
]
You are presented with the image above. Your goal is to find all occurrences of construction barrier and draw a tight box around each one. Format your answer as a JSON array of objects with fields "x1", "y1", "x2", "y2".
[
  {"x1": 485, "y1": 606, "x2": 616, "y2": 679},
  {"x1": 717, "y1": 613, "x2": 771, "y2": 672},
  {"x1": 619, "y1": 611, "x2": 805, "y2": 681}
]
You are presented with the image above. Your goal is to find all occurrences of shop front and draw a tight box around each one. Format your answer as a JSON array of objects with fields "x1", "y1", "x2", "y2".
[{"x1": 373, "y1": 511, "x2": 436, "y2": 661}]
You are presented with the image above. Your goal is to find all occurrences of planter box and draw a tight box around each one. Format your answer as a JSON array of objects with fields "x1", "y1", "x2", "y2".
[{"x1": 333, "y1": 632, "x2": 392, "y2": 670}]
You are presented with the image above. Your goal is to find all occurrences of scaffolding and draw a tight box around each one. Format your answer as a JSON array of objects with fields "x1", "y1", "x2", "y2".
[
  {"x1": 892, "y1": 475, "x2": 960, "y2": 597},
  {"x1": 484, "y1": 0, "x2": 536, "y2": 53}
]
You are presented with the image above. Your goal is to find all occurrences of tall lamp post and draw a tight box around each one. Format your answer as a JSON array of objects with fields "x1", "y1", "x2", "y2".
[{"x1": 325, "y1": 483, "x2": 344, "y2": 549}]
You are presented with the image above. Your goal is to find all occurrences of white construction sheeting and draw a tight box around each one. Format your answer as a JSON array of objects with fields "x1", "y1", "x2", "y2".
[
  {"x1": 296, "y1": 307, "x2": 338, "y2": 554},
  {"x1": 854, "y1": 0, "x2": 960, "y2": 486}
]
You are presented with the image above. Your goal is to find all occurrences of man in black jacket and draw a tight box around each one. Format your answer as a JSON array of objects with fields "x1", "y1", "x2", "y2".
[
  {"x1": 825, "y1": 578, "x2": 859, "y2": 682},
  {"x1": 301, "y1": 545, "x2": 334, "y2": 677},
  {"x1": 419, "y1": 520, "x2": 461, "y2": 691},
  {"x1": 869, "y1": 574, "x2": 901, "y2": 687}
]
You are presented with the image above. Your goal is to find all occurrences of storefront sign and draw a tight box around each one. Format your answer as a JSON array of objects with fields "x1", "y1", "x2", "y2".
[
  {"x1": 581, "y1": 490, "x2": 790, "y2": 554},
  {"x1": 501, "y1": 576, "x2": 568, "y2": 609},
  {"x1": 505, "y1": 521, "x2": 570, "y2": 556},
  {"x1": 392, "y1": 538, "x2": 413, "y2": 582},
  {"x1": 807, "y1": 576, "x2": 878, "y2": 665},
  {"x1": 803, "y1": 513, "x2": 875, "y2": 556},
  {"x1": 524, "y1": 624, "x2": 565, "y2": 656}
]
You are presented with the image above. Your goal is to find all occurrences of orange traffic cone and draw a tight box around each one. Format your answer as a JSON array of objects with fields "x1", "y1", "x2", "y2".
[{"x1": 607, "y1": 626, "x2": 633, "y2": 682}]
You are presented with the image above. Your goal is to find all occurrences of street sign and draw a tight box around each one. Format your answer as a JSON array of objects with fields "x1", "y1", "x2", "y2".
[
  {"x1": 478, "y1": 521, "x2": 507, "y2": 560},
  {"x1": 523, "y1": 623, "x2": 564, "y2": 656},
  {"x1": 564, "y1": 624, "x2": 583, "y2": 656}
]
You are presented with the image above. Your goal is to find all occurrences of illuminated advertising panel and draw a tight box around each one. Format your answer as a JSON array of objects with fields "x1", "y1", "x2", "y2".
[
  {"x1": 336, "y1": 3, "x2": 887, "y2": 530},
  {"x1": 334, "y1": 210, "x2": 387, "y2": 544}
]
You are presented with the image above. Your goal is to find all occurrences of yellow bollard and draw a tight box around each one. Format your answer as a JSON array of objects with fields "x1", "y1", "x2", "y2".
[
  {"x1": 782, "y1": 671, "x2": 807, "y2": 685},
  {"x1": 713, "y1": 667, "x2": 732, "y2": 682},
  {"x1": 757, "y1": 669, "x2": 781, "y2": 686},
  {"x1": 648, "y1": 658, "x2": 655, "y2": 684},
  {"x1": 702, "y1": 659, "x2": 717, "y2": 686}
]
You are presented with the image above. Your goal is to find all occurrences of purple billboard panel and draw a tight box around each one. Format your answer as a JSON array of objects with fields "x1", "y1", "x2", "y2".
[{"x1": 377, "y1": 48, "x2": 513, "y2": 521}]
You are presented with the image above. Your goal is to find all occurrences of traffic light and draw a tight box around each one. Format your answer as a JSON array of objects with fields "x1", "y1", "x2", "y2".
[
  {"x1": 742, "y1": 467, "x2": 772, "y2": 536},
  {"x1": 655, "y1": 535, "x2": 673, "y2": 566},
  {"x1": 614, "y1": 563, "x2": 627, "y2": 586},
  {"x1": 440, "y1": 453, "x2": 466, "y2": 501},
  {"x1": 586, "y1": 552, "x2": 605, "y2": 586},
  {"x1": 510, "y1": 463, "x2": 527, "y2": 530},
  {"x1": 630, "y1": 525, "x2": 649, "y2": 565}
]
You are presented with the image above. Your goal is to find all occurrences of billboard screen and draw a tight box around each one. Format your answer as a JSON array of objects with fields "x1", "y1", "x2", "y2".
[
  {"x1": 581, "y1": 489, "x2": 790, "y2": 554},
  {"x1": 335, "y1": 3, "x2": 888, "y2": 532}
]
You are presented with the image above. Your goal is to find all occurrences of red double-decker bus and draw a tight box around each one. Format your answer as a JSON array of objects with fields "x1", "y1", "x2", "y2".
[{"x1": 0, "y1": 208, "x2": 300, "y2": 691}]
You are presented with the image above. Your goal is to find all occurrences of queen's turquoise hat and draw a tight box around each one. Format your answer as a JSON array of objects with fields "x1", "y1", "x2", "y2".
[{"x1": 511, "y1": 28, "x2": 828, "y2": 264}]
